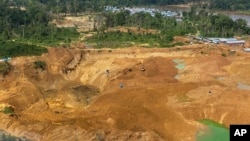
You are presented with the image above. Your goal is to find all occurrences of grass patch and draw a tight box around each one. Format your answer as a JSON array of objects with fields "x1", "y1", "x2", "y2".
[{"x1": 0, "y1": 40, "x2": 47, "y2": 58}]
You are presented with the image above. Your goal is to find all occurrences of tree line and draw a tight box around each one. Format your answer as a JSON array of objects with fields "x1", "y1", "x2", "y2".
[
  {"x1": 5, "y1": 0, "x2": 250, "y2": 14},
  {"x1": 86, "y1": 11, "x2": 196, "y2": 48},
  {"x1": 85, "y1": 7, "x2": 250, "y2": 48},
  {"x1": 0, "y1": 1, "x2": 79, "y2": 46},
  {"x1": 0, "y1": 1, "x2": 80, "y2": 57},
  {"x1": 209, "y1": 0, "x2": 250, "y2": 11},
  {"x1": 183, "y1": 7, "x2": 250, "y2": 37}
]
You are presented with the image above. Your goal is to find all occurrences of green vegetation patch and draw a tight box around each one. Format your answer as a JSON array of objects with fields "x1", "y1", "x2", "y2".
[
  {"x1": 18, "y1": 27, "x2": 80, "y2": 47},
  {"x1": 85, "y1": 31, "x2": 177, "y2": 48},
  {"x1": 0, "y1": 41, "x2": 47, "y2": 58},
  {"x1": 0, "y1": 2, "x2": 80, "y2": 47},
  {"x1": 2, "y1": 106, "x2": 15, "y2": 115},
  {"x1": 0, "y1": 62, "x2": 11, "y2": 76},
  {"x1": 34, "y1": 61, "x2": 46, "y2": 71}
]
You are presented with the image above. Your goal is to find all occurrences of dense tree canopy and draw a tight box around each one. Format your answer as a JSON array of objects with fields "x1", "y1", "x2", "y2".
[
  {"x1": 5, "y1": 0, "x2": 250, "y2": 14},
  {"x1": 183, "y1": 8, "x2": 250, "y2": 37},
  {"x1": 0, "y1": 1, "x2": 79, "y2": 44},
  {"x1": 0, "y1": 1, "x2": 79, "y2": 57},
  {"x1": 210, "y1": 0, "x2": 250, "y2": 11}
]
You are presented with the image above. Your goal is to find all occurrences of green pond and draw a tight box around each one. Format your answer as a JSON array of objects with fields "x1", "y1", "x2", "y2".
[
  {"x1": 173, "y1": 59, "x2": 186, "y2": 70},
  {"x1": 196, "y1": 119, "x2": 229, "y2": 141}
]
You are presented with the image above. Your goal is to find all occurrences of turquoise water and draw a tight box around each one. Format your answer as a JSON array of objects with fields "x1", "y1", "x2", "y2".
[
  {"x1": 196, "y1": 119, "x2": 229, "y2": 141},
  {"x1": 0, "y1": 130, "x2": 29, "y2": 141},
  {"x1": 173, "y1": 59, "x2": 185, "y2": 79},
  {"x1": 175, "y1": 64, "x2": 185, "y2": 70},
  {"x1": 173, "y1": 59, "x2": 184, "y2": 64},
  {"x1": 173, "y1": 59, "x2": 185, "y2": 70},
  {"x1": 237, "y1": 82, "x2": 250, "y2": 90}
]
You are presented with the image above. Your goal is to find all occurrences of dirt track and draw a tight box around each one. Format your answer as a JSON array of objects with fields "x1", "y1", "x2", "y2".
[{"x1": 0, "y1": 44, "x2": 250, "y2": 141}]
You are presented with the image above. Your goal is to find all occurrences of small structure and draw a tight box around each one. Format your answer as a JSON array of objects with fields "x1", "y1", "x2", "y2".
[
  {"x1": 226, "y1": 40, "x2": 245, "y2": 46},
  {"x1": 206, "y1": 38, "x2": 245, "y2": 46}
]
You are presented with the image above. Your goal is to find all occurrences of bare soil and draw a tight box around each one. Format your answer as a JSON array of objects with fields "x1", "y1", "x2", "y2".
[{"x1": 1, "y1": 43, "x2": 250, "y2": 141}]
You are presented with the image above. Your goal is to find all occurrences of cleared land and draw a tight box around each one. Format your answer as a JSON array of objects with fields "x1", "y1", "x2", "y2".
[{"x1": 0, "y1": 40, "x2": 250, "y2": 141}]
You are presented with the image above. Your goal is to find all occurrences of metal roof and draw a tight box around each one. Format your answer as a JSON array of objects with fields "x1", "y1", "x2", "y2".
[{"x1": 226, "y1": 40, "x2": 245, "y2": 44}]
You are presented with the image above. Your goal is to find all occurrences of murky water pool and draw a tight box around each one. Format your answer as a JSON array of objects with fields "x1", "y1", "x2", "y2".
[{"x1": 196, "y1": 119, "x2": 229, "y2": 141}]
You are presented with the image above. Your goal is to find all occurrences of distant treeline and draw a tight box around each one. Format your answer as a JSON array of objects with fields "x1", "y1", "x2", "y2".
[
  {"x1": 4, "y1": 0, "x2": 250, "y2": 15},
  {"x1": 4, "y1": 0, "x2": 195, "y2": 16},
  {"x1": 183, "y1": 7, "x2": 250, "y2": 37},
  {"x1": 210, "y1": 0, "x2": 250, "y2": 11},
  {"x1": 0, "y1": 1, "x2": 79, "y2": 57},
  {"x1": 10, "y1": 0, "x2": 250, "y2": 12},
  {"x1": 86, "y1": 11, "x2": 196, "y2": 48},
  {"x1": 85, "y1": 8, "x2": 250, "y2": 48}
]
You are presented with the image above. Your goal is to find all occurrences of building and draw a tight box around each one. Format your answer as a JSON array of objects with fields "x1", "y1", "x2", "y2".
[
  {"x1": 226, "y1": 40, "x2": 245, "y2": 46},
  {"x1": 207, "y1": 38, "x2": 245, "y2": 46}
]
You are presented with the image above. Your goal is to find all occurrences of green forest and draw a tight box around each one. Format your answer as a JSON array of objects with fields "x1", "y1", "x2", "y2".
[
  {"x1": 86, "y1": 11, "x2": 195, "y2": 48},
  {"x1": 0, "y1": 0, "x2": 250, "y2": 55},
  {"x1": 0, "y1": 1, "x2": 79, "y2": 57},
  {"x1": 85, "y1": 7, "x2": 250, "y2": 48},
  {"x1": 183, "y1": 7, "x2": 250, "y2": 37},
  {"x1": 7, "y1": 0, "x2": 250, "y2": 14},
  {"x1": 210, "y1": 0, "x2": 250, "y2": 11},
  {"x1": 0, "y1": 2, "x2": 79, "y2": 44}
]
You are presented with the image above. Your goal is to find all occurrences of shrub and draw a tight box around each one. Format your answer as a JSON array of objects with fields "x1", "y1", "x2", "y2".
[
  {"x1": 2, "y1": 106, "x2": 15, "y2": 115},
  {"x1": 34, "y1": 61, "x2": 46, "y2": 70},
  {"x1": 221, "y1": 53, "x2": 227, "y2": 57},
  {"x1": 0, "y1": 62, "x2": 11, "y2": 76}
]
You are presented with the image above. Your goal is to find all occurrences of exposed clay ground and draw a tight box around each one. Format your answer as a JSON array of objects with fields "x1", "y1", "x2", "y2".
[{"x1": 1, "y1": 42, "x2": 250, "y2": 141}]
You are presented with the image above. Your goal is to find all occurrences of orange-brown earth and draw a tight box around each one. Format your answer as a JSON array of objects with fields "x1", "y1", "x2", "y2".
[{"x1": 1, "y1": 43, "x2": 250, "y2": 141}]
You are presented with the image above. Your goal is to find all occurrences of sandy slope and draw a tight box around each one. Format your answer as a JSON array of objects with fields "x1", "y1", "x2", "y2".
[{"x1": 0, "y1": 44, "x2": 250, "y2": 141}]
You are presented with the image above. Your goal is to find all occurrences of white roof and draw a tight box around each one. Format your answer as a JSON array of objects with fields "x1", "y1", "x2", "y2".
[{"x1": 226, "y1": 40, "x2": 245, "y2": 44}]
